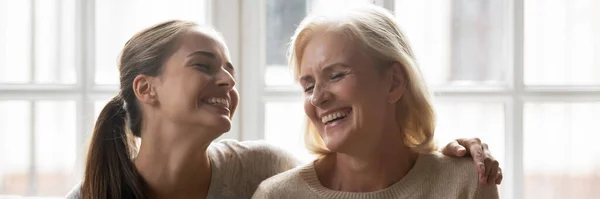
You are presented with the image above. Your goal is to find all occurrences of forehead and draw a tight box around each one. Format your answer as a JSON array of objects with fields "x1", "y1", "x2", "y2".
[
  {"x1": 299, "y1": 31, "x2": 360, "y2": 72},
  {"x1": 174, "y1": 30, "x2": 231, "y2": 61}
]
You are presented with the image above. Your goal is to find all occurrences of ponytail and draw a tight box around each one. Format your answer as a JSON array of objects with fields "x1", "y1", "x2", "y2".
[{"x1": 81, "y1": 95, "x2": 147, "y2": 199}]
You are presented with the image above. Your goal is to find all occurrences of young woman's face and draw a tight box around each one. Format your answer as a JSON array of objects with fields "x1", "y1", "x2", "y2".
[
  {"x1": 299, "y1": 31, "x2": 394, "y2": 153},
  {"x1": 153, "y1": 30, "x2": 238, "y2": 133}
]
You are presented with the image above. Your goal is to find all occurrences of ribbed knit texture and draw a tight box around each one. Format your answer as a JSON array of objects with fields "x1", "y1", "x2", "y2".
[{"x1": 252, "y1": 152, "x2": 499, "y2": 199}]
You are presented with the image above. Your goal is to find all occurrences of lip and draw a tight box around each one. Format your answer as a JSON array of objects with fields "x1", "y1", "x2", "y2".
[
  {"x1": 323, "y1": 110, "x2": 352, "y2": 130},
  {"x1": 201, "y1": 95, "x2": 232, "y2": 115},
  {"x1": 318, "y1": 107, "x2": 353, "y2": 121}
]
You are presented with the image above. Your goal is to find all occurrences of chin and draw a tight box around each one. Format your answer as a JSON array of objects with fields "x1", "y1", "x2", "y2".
[
  {"x1": 322, "y1": 128, "x2": 364, "y2": 154},
  {"x1": 192, "y1": 117, "x2": 232, "y2": 134},
  {"x1": 321, "y1": 135, "x2": 351, "y2": 153},
  {"x1": 208, "y1": 120, "x2": 232, "y2": 133}
]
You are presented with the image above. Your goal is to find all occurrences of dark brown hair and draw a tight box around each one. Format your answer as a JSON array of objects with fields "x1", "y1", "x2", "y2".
[{"x1": 81, "y1": 20, "x2": 198, "y2": 199}]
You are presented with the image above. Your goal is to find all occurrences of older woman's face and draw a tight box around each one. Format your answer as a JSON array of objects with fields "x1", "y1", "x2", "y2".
[{"x1": 299, "y1": 31, "x2": 394, "y2": 153}]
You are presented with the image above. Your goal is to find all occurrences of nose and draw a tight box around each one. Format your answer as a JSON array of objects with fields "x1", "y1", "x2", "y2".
[
  {"x1": 215, "y1": 67, "x2": 235, "y2": 90},
  {"x1": 310, "y1": 85, "x2": 331, "y2": 107}
]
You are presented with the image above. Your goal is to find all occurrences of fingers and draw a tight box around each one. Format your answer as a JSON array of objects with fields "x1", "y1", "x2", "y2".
[
  {"x1": 495, "y1": 168, "x2": 503, "y2": 184},
  {"x1": 458, "y1": 138, "x2": 486, "y2": 174},
  {"x1": 486, "y1": 159, "x2": 499, "y2": 184},
  {"x1": 453, "y1": 137, "x2": 504, "y2": 185},
  {"x1": 442, "y1": 140, "x2": 467, "y2": 157}
]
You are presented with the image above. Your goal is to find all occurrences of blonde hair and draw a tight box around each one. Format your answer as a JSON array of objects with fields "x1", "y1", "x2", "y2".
[{"x1": 289, "y1": 4, "x2": 437, "y2": 156}]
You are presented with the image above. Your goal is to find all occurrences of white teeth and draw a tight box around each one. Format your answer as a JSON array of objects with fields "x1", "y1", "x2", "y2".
[
  {"x1": 205, "y1": 97, "x2": 229, "y2": 107},
  {"x1": 321, "y1": 111, "x2": 349, "y2": 124}
]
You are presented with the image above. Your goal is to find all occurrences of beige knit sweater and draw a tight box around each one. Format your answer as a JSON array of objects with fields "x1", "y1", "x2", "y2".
[{"x1": 252, "y1": 152, "x2": 499, "y2": 199}]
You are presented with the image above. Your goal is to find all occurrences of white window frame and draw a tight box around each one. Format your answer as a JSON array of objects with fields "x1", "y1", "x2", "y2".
[
  {"x1": 2, "y1": 0, "x2": 599, "y2": 197},
  {"x1": 235, "y1": 1, "x2": 600, "y2": 199},
  {"x1": 0, "y1": 0, "x2": 222, "y2": 196}
]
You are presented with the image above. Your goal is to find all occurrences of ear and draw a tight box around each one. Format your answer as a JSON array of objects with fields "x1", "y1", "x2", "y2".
[
  {"x1": 133, "y1": 74, "x2": 158, "y2": 105},
  {"x1": 387, "y1": 62, "x2": 406, "y2": 104}
]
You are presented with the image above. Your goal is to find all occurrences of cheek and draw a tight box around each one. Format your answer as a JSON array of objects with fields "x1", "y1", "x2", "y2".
[
  {"x1": 229, "y1": 89, "x2": 240, "y2": 116},
  {"x1": 330, "y1": 78, "x2": 359, "y2": 101},
  {"x1": 303, "y1": 98, "x2": 318, "y2": 123}
]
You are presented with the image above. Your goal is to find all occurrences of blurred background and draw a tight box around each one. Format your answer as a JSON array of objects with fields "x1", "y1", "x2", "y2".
[{"x1": 0, "y1": 0, "x2": 599, "y2": 198}]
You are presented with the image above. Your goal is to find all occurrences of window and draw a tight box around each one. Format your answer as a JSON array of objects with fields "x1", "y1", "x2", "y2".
[
  {"x1": 243, "y1": 0, "x2": 600, "y2": 199},
  {"x1": 0, "y1": 0, "x2": 208, "y2": 197},
  {"x1": 3, "y1": 0, "x2": 599, "y2": 198},
  {"x1": 393, "y1": 0, "x2": 600, "y2": 198}
]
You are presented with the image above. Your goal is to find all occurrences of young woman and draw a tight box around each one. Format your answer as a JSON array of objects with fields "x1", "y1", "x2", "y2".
[
  {"x1": 67, "y1": 20, "x2": 501, "y2": 199},
  {"x1": 253, "y1": 4, "x2": 499, "y2": 199}
]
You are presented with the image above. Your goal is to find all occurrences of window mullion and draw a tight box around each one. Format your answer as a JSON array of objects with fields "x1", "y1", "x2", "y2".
[
  {"x1": 28, "y1": 101, "x2": 37, "y2": 196},
  {"x1": 73, "y1": 0, "x2": 95, "y2": 182},
  {"x1": 238, "y1": 0, "x2": 266, "y2": 141},
  {"x1": 508, "y1": 0, "x2": 525, "y2": 198}
]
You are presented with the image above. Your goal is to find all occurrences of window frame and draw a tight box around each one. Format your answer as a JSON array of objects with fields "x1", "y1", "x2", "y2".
[
  {"x1": 2, "y1": 0, "x2": 600, "y2": 197},
  {"x1": 237, "y1": 0, "x2": 600, "y2": 199},
  {"x1": 0, "y1": 0, "x2": 218, "y2": 196}
]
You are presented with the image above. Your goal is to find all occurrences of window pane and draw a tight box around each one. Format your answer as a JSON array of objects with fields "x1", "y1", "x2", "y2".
[
  {"x1": 95, "y1": 0, "x2": 207, "y2": 85},
  {"x1": 0, "y1": 101, "x2": 77, "y2": 197},
  {"x1": 525, "y1": 0, "x2": 600, "y2": 85},
  {"x1": 0, "y1": 101, "x2": 31, "y2": 196},
  {"x1": 0, "y1": 0, "x2": 76, "y2": 84},
  {"x1": 94, "y1": 100, "x2": 110, "y2": 124},
  {"x1": 524, "y1": 102, "x2": 600, "y2": 199},
  {"x1": 0, "y1": 0, "x2": 32, "y2": 83},
  {"x1": 434, "y1": 102, "x2": 505, "y2": 197},
  {"x1": 34, "y1": 101, "x2": 76, "y2": 196},
  {"x1": 395, "y1": 0, "x2": 509, "y2": 87},
  {"x1": 264, "y1": 0, "x2": 371, "y2": 86},
  {"x1": 264, "y1": 101, "x2": 315, "y2": 163},
  {"x1": 34, "y1": 0, "x2": 76, "y2": 84}
]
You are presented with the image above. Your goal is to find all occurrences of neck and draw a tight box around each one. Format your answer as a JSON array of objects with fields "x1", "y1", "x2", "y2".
[
  {"x1": 315, "y1": 128, "x2": 418, "y2": 192},
  {"x1": 135, "y1": 121, "x2": 215, "y2": 199}
]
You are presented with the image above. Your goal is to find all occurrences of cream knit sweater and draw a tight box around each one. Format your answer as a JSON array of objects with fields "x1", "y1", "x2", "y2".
[{"x1": 252, "y1": 152, "x2": 499, "y2": 199}]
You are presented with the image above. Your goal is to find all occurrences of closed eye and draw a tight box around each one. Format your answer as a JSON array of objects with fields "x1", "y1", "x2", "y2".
[
  {"x1": 331, "y1": 73, "x2": 345, "y2": 80},
  {"x1": 193, "y1": 64, "x2": 211, "y2": 72},
  {"x1": 304, "y1": 85, "x2": 314, "y2": 93}
]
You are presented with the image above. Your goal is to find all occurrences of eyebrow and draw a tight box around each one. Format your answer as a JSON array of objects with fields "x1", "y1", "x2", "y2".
[
  {"x1": 299, "y1": 63, "x2": 350, "y2": 82},
  {"x1": 187, "y1": 50, "x2": 235, "y2": 72},
  {"x1": 187, "y1": 50, "x2": 216, "y2": 58}
]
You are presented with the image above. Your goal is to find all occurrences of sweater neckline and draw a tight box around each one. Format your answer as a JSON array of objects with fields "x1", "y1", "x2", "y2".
[{"x1": 300, "y1": 153, "x2": 433, "y2": 199}]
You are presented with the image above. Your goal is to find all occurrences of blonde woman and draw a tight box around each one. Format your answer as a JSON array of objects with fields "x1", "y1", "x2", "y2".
[
  {"x1": 253, "y1": 4, "x2": 499, "y2": 199},
  {"x1": 66, "y1": 20, "x2": 500, "y2": 199}
]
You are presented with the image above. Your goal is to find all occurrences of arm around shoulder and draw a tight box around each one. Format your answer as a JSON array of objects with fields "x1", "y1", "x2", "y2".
[
  {"x1": 244, "y1": 140, "x2": 302, "y2": 174},
  {"x1": 474, "y1": 183, "x2": 499, "y2": 199}
]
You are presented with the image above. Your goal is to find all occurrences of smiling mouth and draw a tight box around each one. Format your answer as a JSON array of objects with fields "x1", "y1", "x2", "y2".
[
  {"x1": 203, "y1": 97, "x2": 230, "y2": 111},
  {"x1": 321, "y1": 109, "x2": 352, "y2": 125}
]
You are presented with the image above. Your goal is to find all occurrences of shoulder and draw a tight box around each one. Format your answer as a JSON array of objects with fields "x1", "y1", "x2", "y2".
[
  {"x1": 423, "y1": 151, "x2": 478, "y2": 178},
  {"x1": 208, "y1": 139, "x2": 302, "y2": 198},
  {"x1": 421, "y1": 152, "x2": 499, "y2": 198},
  {"x1": 65, "y1": 182, "x2": 81, "y2": 199},
  {"x1": 252, "y1": 163, "x2": 310, "y2": 199},
  {"x1": 209, "y1": 139, "x2": 300, "y2": 168},
  {"x1": 209, "y1": 139, "x2": 287, "y2": 158}
]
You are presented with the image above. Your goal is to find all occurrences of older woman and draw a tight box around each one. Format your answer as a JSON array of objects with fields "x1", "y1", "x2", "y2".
[{"x1": 253, "y1": 4, "x2": 499, "y2": 199}]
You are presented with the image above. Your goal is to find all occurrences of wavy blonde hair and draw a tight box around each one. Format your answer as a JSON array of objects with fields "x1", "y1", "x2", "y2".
[{"x1": 289, "y1": 4, "x2": 437, "y2": 156}]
